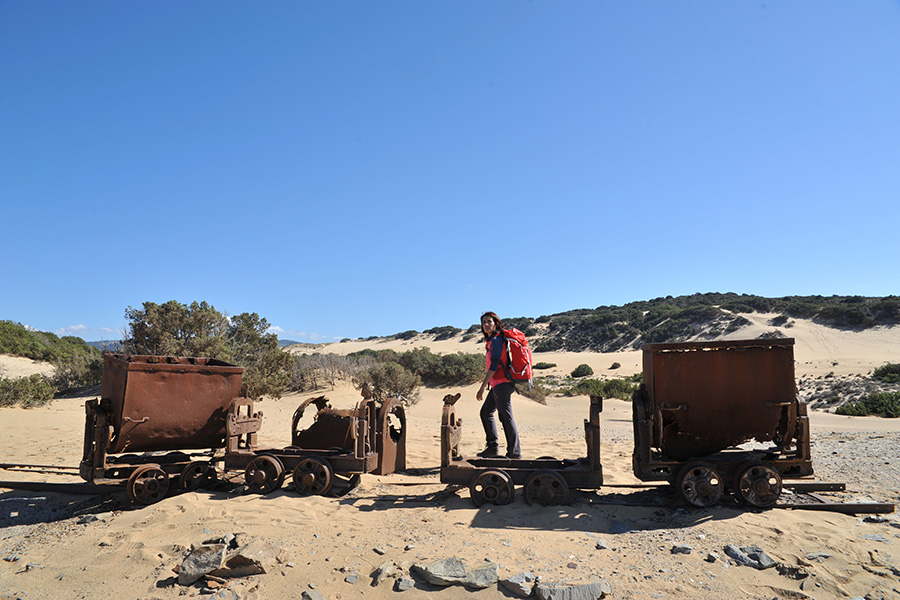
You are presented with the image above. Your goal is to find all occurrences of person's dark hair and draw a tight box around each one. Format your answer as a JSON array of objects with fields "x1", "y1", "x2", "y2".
[{"x1": 480, "y1": 311, "x2": 503, "y2": 340}]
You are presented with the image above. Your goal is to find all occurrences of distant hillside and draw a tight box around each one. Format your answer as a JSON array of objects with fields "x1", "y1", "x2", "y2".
[
  {"x1": 1, "y1": 320, "x2": 102, "y2": 364},
  {"x1": 87, "y1": 340, "x2": 124, "y2": 352},
  {"x1": 371, "y1": 293, "x2": 900, "y2": 353}
]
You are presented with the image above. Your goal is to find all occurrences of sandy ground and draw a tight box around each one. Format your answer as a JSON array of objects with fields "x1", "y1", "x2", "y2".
[{"x1": 1, "y1": 323, "x2": 899, "y2": 600}]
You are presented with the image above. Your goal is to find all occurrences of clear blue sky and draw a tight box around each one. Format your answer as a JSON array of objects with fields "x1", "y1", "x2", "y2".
[{"x1": 2, "y1": 2, "x2": 899, "y2": 343}]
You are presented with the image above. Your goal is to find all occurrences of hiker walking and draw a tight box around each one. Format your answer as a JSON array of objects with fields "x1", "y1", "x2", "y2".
[{"x1": 475, "y1": 311, "x2": 521, "y2": 459}]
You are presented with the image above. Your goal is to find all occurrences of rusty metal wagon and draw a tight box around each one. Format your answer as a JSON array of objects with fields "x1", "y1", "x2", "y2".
[
  {"x1": 631, "y1": 338, "x2": 813, "y2": 508},
  {"x1": 439, "y1": 393, "x2": 603, "y2": 507},
  {"x1": 80, "y1": 354, "x2": 406, "y2": 505}
]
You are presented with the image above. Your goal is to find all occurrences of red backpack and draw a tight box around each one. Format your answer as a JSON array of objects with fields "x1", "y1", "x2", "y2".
[{"x1": 500, "y1": 328, "x2": 533, "y2": 392}]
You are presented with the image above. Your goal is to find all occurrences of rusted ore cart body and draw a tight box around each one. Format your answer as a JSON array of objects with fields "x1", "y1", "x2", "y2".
[
  {"x1": 632, "y1": 338, "x2": 813, "y2": 507},
  {"x1": 440, "y1": 393, "x2": 603, "y2": 506},
  {"x1": 81, "y1": 354, "x2": 406, "y2": 505}
]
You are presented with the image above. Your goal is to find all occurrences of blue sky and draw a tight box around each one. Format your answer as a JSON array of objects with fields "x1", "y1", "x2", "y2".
[{"x1": 2, "y1": 2, "x2": 899, "y2": 343}]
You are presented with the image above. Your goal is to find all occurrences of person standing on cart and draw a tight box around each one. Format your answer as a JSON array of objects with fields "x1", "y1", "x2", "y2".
[{"x1": 475, "y1": 311, "x2": 521, "y2": 459}]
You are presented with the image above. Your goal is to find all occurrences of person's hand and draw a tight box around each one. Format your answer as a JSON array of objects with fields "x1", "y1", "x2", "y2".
[{"x1": 476, "y1": 386, "x2": 484, "y2": 402}]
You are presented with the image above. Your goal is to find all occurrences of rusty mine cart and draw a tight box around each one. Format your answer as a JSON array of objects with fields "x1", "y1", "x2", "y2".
[
  {"x1": 632, "y1": 338, "x2": 813, "y2": 508},
  {"x1": 81, "y1": 354, "x2": 406, "y2": 505},
  {"x1": 440, "y1": 393, "x2": 604, "y2": 507}
]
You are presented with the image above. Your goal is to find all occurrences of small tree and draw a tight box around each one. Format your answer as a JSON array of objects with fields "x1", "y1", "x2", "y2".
[
  {"x1": 571, "y1": 363, "x2": 594, "y2": 378},
  {"x1": 352, "y1": 363, "x2": 421, "y2": 406}
]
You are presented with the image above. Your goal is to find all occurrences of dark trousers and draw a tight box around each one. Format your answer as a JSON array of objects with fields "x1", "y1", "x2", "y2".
[{"x1": 480, "y1": 382, "x2": 521, "y2": 456}]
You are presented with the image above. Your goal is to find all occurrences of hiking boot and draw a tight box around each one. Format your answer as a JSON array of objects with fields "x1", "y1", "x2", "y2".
[
  {"x1": 506, "y1": 452, "x2": 521, "y2": 459},
  {"x1": 476, "y1": 446, "x2": 501, "y2": 458}
]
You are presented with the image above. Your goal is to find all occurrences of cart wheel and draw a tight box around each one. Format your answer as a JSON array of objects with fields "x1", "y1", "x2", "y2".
[
  {"x1": 523, "y1": 470, "x2": 569, "y2": 506},
  {"x1": 127, "y1": 464, "x2": 170, "y2": 505},
  {"x1": 676, "y1": 462, "x2": 724, "y2": 507},
  {"x1": 469, "y1": 469, "x2": 513, "y2": 507},
  {"x1": 244, "y1": 455, "x2": 285, "y2": 494},
  {"x1": 734, "y1": 463, "x2": 782, "y2": 508},
  {"x1": 292, "y1": 457, "x2": 334, "y2": 496},
  {"x1": 177, "y1": 461, "x2": 217, "y2": 492}
]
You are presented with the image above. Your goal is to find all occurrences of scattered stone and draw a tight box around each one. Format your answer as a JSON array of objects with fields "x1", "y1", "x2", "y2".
[
  {"x1": 179, "y1": 544, "x2": 228, "y2": 585},
  {"x1": 404, "y1": 544, "x2": 415, "y2": 551},
  {"x1": 374, "y1": 547, "x2": 387, "y2": 555},
  {"x1": 372, "y1": 560, "x2": 400, "y2": 587},
  {"x1": 705, "y1": 553, "x2": 719, "y2": 563},
  {"x1": 776, "y1": 563, "x2": 809, "y2": 580},
  {"x1": 411, "y1": 557, "x2": 499, "y2": 590},
  {"x1": 500, "y1": 572, "x2": 536, "y2": 598},
  {"x1": 99, "y1": 542, "x2": 111, "y2": 547},
  {"x1": 805, "y1": 551, "x2": 831, "y2": 562},
  {"x1": 723, "y1": 544, "x2": 776, "y2": 570},
  {"x1": 534, "y1": 578, "x2": 612, "y2": 600},
  {"x1": 3, "y1": 555, "x2": 18, "y2": 563},
  {"x1": 211, "y1": 538, "x2": 287, "y2": 578},
  {"x1": 671, "y1": 544, "x2": 692, "y2": 554},
  {"x1": 412, "y1": 557, "x2": 468, "y2": 586},
  {"x1": 860, "y1": 534, "x2": 890, "y2": 543},
  {"x1": 211, "y1": 590, "x2": 240, "y2": 600},
  {"x1": 344, "y1": 572, "x2": 359, "y2": 584},
  {"x1": 395, "y1": 576, "x2": 415, "y2": 592},
  {"x1": 464, "y1": 561, "x2": 500, "y2": 589},
  {"x1": 77, "y1": 515, "x2": 99, "y2": 524},
  {"x1": 567, "y1": 562, "x2": 578, "y2": 569},
  {"x1": 301, "y1": 590, "x2": 325, "y2": 600},
  {"x1": 594, "y1": 539, "x2": 609, "y2": 550}
]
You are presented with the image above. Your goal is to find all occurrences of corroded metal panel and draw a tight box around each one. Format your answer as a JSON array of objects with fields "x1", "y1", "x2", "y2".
[
  {"x1": 643, "y1": 339, "x2": 796, "y2": 459},
  {"x1": 102, "y1": 354, "x2": 244, "y2": 454}
]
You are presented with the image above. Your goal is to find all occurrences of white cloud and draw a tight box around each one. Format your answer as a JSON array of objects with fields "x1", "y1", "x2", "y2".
[{"x1": 56, "y1": 324, "x2": 88, "y2": 336}]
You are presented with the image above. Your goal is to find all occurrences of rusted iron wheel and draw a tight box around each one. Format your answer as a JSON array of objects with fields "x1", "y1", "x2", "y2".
[
  {"x1": 523, "y1": 470, "x2": 569, "y2": 506},
  {"x1": 177, "y1": 461, "x2": 217, "y2": 492},
  {"x1": 469, "y1": 469, "x2": 513, "y2": 507},
  {"x1": 292, "y1": 457, "x2": 334, "y2": 496},
  {"x1": 244, "y1": 455, "x2": 285, "y2": 494},
  {"x1": 676, "y1": 462, "x2": 724, "y2": 507},
  {"x1": 127, "y1": 464, "x2": 170, "y2": 505},
  {"x1": 734, "y1": 463, "x2": 782, "y2": 508}
]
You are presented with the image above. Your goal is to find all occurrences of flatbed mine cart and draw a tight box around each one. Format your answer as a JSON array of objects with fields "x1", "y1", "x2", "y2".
[
  {"x1": 632, "y1": 338, "x2": 813, "y2": 508},
  {"x1": 227, "y1": 392, "x2": 407, "y2": 497},
  {"x1": 440, "y1": 393, "x2": 603, "y2": 506},
  {"x1": 80, "y1": 353, "x2": 249, "y2": 505}
]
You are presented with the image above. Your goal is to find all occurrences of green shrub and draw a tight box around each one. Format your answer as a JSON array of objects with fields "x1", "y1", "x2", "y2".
[
  {"x1": 872, "y1": 363, "x2": 900, "y2": 384},
  {"x1": 0, "y1": 375, "x2": 55, "y2": 408},
  {"x1": 571, "y1": 364, "x2": 594, "y2": 378},
  {"x1": 393, "y1": 330, "x2": 419, "y2": 341},
  {"x1": 835, "y1": 392, "x2": 900, "y2": 418},
  {"x1": 352, "y1": 362, "x2": 421, "y2": 406},
  {"x1": 563, "y1": 378, "x2": 637, "y2": 400},
  {"x1": 533, "y1": 362, "x2": 556, "y2": 370},
  {"x1": 423, "y1": 326, "x2": 462, "y2": 341},
  {"x1": 609, "y1": 362, "x2": 621, "y2": 370},
  {"x1": 519, "y1": 382, "x2": 548, "y2": 405}
]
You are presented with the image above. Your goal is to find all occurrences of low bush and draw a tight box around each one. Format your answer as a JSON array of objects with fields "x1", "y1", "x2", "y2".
[
  {"x1": 518, "y1": 382, "x2": 548, "y2": 405},
  {"x1": 609, "y1": 362, "x2": 621, "y2": 370},
  {"x1": 533, "y1": 362, "x2": 556, "y2": 370},
  {"x1": 0, "y1": 375, "x2": 55, "y2": 408},
  {"x1": 352, "y1": 362, "x2": 421, "y2": 406},
  {"x1": 872, "y1": 363, "x2": 900, "y2": 384},
  {"x1": 571, "y1": 364, "x2": 594, "y2": 378},
  {"x1": 563, "y1": 377, "x2": 637, "y2": 401},
  {"x1": 835, "y1": 392, "x2": 900, "y2": 418}
]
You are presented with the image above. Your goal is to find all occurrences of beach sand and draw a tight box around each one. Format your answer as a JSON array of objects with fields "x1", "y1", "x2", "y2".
[{"x1": 1, "y1": 321, "x2": 899, "y2": 600}]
